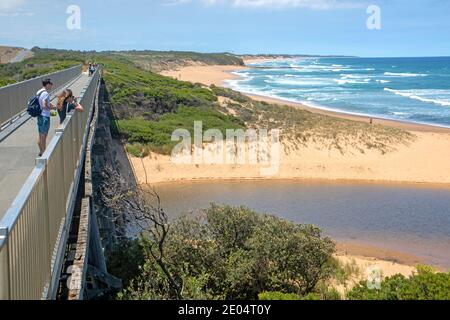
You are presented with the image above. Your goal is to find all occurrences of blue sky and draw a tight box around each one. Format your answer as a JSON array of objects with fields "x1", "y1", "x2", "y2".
[{"x1": 0, "y1": 0, "x2": 449, "y2": 57}]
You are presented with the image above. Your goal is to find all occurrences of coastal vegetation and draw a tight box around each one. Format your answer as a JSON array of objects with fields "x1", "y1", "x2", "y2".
[
  {"x1": 348, "y1": 265, "x2": 450, "y2": 300},
  {"x1": 118, "y1": 106, "x2": 244, "y2": 155},
  {"x1": 98, "y1": 56, "x2": 245, "y2": 155},
  {"x1": 0, "y1": 47, "x2": 85, "y2": 86},
  {"x1": 115, "y1": 50, "x2": 244, "y2": 72}
]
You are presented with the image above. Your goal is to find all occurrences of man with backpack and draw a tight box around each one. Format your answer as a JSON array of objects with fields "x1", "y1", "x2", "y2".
[{"x1": 36, "y1": 78, "x2": 54, "y2": 157}]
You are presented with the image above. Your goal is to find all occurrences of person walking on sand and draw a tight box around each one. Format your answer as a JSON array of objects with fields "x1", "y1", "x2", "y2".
[
  {"x1": 57, "y1": 89, "x2": 83, "y2": 125},
  {"x1": 37, "y1": 78, "x2": 55, "y2": 157}
]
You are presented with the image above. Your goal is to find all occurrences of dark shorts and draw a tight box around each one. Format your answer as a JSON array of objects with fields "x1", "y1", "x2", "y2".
[
  {"x1": 58, "y1": 102, "x2": 76, "y2": 124},
  {"x1": 37, "y1": 116, "x2": 50, "y2": 135}
]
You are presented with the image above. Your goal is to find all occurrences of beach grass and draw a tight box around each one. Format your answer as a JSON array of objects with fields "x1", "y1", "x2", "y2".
[{"x1": 213, "y1": 86, "x2": 415, "y2": 155}]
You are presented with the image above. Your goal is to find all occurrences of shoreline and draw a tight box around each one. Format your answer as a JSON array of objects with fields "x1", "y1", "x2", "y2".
[
  {"x1": 163, "y1": 58, "x2": 450, "y2": 134},
  {"x1": 244, "y1": 92, "x2": 450, "y2": 134},
  {"x1": 240, "y1": 58, "x2": 450, "y2": 133},
  {"x1": 335, "y1": 242, "x2": 425, "y2": 271},
  {"x1": 147, "y1": 175, "x2": 450, "y2": 189}
]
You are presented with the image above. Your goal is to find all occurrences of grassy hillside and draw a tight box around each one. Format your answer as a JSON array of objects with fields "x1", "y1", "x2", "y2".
[
  {"x1": 98, "y1": 55, "x2": 244, "y2": 154},
  {"x1": 0, "y1": 47, "x2": 86, "y2": 86},
  {"x1": 113, "y1": 50, "x2": 244, "y2": 72}
]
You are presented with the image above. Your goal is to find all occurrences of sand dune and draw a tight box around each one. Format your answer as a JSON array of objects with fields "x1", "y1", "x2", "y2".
[{"x1": 129, "y1": 129, "x2": 450, "y2": 186}]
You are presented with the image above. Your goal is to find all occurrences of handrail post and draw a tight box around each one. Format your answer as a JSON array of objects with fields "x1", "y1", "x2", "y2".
[{"x1": 0, "y1": 227, "x2": 11, "y2": 300}]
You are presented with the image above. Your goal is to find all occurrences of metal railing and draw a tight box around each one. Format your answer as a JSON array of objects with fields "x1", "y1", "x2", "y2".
[
  {"x1": 0, "y1": 67, "x2": 101, "y2": 300},
  {"x1": 0, "y1": 65, "x2": 82, "y2": 129}
]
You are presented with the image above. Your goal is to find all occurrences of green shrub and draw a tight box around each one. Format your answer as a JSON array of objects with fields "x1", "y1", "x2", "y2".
[
  {"x1": 347, "y1": 267, "x2": 450, "y2": 300},
  {"x1": 258, "y1": 292, "x2": 300, "y2": 300},
  {"x1": 116, "y1": 106, "x2": 244, "y2": 155},
  {"x1": 106, "y1": 239, "x2": 146, "y2": 288},
  {"x1": 320, "y1": 287, "x2": 342, "y2": 300},
  {"x1": 125, "y1": 143, "x2": 150, "y2": 158},
  {"x1": 210, "y1": 85, "x2": 251, "y2": 104},
  {"x1": 301, "y1": 293, "x2": 321, "y2": 300},
  {"x1": 118, "y1": 204, "x2": 336, "y2": 300}
]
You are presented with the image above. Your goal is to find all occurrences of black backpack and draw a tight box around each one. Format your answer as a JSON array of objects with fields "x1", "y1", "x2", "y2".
[{"x1": 27, "y1": 90, "x2": 45, "y2": 117}]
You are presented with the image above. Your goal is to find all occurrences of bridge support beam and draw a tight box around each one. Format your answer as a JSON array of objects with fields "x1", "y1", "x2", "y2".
[
  {"x1": 59, "y1": 72, "x2": 122, "y2": 300},
  {"x1": 85, "y1": 264, "x2": 122, "y2": 300},
  {"x1": 89, "y1": 210, "x2": 107, "y2": 274}
]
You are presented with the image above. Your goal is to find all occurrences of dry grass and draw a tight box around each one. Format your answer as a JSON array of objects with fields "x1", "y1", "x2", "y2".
[
  {"x1": 216, "y1": 91, "x2": 415, "y2": 155},
  {"x1": 0, "y1": 46, "x2": 23, "y2": 64}
]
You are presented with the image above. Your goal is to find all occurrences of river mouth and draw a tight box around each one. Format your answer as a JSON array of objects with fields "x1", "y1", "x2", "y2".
[{"x1": 153, "y1": 180, "x2": 450, "y2": 269}]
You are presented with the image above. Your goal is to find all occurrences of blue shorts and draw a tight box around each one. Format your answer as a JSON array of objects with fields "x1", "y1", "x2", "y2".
[{"x1": 37, "y1": 116, "x2": 50, "y2": 135}]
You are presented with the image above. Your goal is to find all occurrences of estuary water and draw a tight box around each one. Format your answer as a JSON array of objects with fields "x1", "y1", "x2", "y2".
[{"x1": 155, "y1": 180, "x2": 450, "y2": 269}]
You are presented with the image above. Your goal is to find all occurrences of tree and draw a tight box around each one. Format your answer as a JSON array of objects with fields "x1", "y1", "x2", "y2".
[{"x1": 101, "y1": 166, "x2": 182, "y2": 299}]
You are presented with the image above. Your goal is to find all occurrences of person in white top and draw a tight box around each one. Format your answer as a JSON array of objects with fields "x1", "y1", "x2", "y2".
[{"x1": 37, "y1": 78, "x2": 55, "y2": 156}]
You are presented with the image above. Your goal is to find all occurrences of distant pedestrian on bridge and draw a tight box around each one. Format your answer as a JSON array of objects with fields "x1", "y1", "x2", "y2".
[
  {"x1": 88, "y1": 63, "x2": 95, "y2": 76},
  {"x1": 57, "y1": 89, "x2": 83, "y2": 125},
  {"x1": 36, "y1": 78, "x2": 55, "y2": 157}
]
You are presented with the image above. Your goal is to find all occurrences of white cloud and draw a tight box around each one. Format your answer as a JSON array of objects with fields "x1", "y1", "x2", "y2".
[
  {"x1": 0, "y1": 0, "x2": 26, "y2": 11},
  {"x1": 164, "y1": 0, "x2": 366, "y2": 9},
  {"x1": 0, "y1": 0, "x2": 34, "y2": 16},
  {"x1": 163, "y1": 0, "x2": 192, "y2": 6}
]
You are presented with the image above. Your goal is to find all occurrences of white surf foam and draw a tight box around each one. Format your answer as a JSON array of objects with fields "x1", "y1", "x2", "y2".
[
  {"x1": 376, "y1": 80, "x2": 391, "y2": 83},
  {"x1": 384, "y1": 72, "x2": 427, "y2": 77},
  {"x1": 384, "y1": 88, "x2": 450, "y2": 107}
]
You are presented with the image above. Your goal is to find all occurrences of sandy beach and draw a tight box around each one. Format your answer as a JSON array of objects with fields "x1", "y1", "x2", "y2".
[
  {"x1": 161, "y1": 64, "x2": 248, "y2": 86},
  {"x1": 129, "y1": 129, "x2": 450, "y2": 186}
]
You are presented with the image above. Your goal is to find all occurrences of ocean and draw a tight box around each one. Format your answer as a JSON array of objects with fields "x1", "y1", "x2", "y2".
[{"x1": 225, "y1": 57, "x2": 450, "y2": 128}]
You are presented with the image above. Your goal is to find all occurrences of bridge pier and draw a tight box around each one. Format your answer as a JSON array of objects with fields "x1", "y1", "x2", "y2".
[{"x1": 57, "y1": 78, "x2": 122, "y2": 300}]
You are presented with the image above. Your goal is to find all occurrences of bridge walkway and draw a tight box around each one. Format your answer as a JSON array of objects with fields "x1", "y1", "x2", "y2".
[{"x1": 0, "y1": 73, "x2": 92, "y2": 219}]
